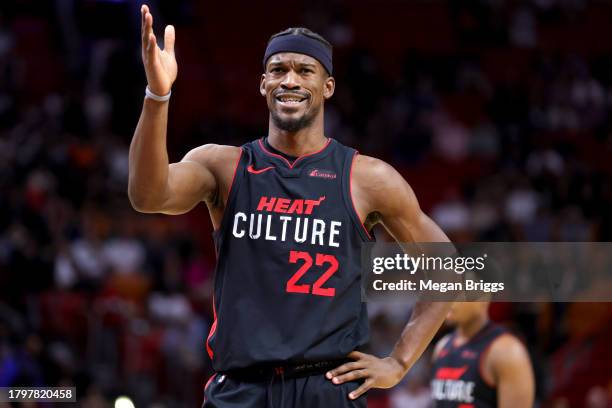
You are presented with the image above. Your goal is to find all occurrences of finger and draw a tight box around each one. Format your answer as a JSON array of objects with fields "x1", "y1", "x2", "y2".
[
  {"x1": 141, "y1": 5, "x2": 145, "y2": 36},
  {"x1": 141, "y1": 5, "x2": 149, "y2": 29},
  {"x1": 147, "y1": 33, "x2": 158, "y2": 59},
  {"x1": 348, "y1": 351, "x2": 367, "y2": 360},
  {"x1": 333, "y1": 369, "x2": 368, "y2": 385},
  {"x1": 142, "y1": 11, "x2": 153, "y2": 48},
  {"x1": 326, "y1": 362, "x2": 363, "y2": 379},
  {"x1": 349, "y1": 379, "x2": 373, "y2": 400},
  {"x1": 164, "y1": 25, "x2": 175, "y2": 55},
  {"x1": 142, "y1": 6, "x2": 152, "y2": 35},
  {"x1": 141, "y1": 10, "x2": 147, "y2": 46}
]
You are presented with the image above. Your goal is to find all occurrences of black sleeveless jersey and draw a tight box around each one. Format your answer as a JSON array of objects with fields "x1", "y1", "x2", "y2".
[
  {"x1": 206, "y1": 137, "x2": 374, "y2": 372},
  {"x1": 431, "y1": 322, "x2": 507, "y2": 408}
]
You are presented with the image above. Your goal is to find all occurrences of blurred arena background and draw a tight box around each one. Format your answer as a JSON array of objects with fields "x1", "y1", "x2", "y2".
[{"x1": 1, "y1": 0, "x2": 612, "y2": 407}]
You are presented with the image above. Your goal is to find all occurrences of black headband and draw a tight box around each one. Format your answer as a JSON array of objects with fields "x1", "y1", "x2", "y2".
[{"x1": 263, "y1": 35, "x2": 333, "y2": 75}]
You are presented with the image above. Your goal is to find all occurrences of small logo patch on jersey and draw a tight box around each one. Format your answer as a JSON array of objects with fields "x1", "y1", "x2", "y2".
[
  {"x1": 308, "y1": 168, "x2": 337, "y2": 179},
  {"x1": 461, "y1": 349, "x2": 478, "y2": 359},
  {"x1": 248, "y1": 165, "x2": 275, "y2": 174}
]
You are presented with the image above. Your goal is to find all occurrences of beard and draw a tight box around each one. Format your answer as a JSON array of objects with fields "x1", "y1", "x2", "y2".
[{"x1": 270, "y1": 103, "x2": 320, "y2": 133}]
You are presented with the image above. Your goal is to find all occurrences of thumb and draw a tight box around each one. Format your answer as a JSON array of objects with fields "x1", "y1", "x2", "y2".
[{"x1": 164, "y1": 25, "x2": 175, "y2": 55}]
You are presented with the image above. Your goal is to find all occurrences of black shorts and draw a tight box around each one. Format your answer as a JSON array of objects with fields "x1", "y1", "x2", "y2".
[{"x1": 203, "y1": 372, "x2": 367, "y2": 408}]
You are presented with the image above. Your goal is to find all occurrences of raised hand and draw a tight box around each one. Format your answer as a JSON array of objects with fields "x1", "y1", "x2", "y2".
[{"x1": 141, "y1": 4, "x2": 177, "y2": 96}]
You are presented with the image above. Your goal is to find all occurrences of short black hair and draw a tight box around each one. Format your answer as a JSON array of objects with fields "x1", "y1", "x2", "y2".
[{"x1": 268, "y1": 27, "x2": 332, "y2": 53}]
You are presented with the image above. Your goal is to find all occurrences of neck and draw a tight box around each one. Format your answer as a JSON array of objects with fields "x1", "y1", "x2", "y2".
[
  {"x1": 457, "y1": 315, "x2": 489, "y2": 341},
  {"x1": 267, "y1": 112, "x2": 327, "y2": 157}
]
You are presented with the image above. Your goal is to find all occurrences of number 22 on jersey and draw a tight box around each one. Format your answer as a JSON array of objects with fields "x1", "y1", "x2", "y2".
[{"x1": 287, "y1": 250, "x2": 338, "y2": 297}]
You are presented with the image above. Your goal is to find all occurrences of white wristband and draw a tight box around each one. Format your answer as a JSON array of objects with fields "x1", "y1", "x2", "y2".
[{"x1": 145, "y1": 86, "x2": 171, "y2": 102}]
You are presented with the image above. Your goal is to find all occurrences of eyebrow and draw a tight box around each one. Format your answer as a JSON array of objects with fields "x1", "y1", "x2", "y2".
[{"x1": 268, "y1": 61, "x2": 317, "y2": 69}]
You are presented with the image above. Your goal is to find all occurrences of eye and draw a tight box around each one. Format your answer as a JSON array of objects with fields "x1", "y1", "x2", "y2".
[
  {"x1": 301, "y1": 68, "x2": 314, "y2": 74},
  {"x1": 270, "y1": 67, "x2": 284, "y2": 73}
]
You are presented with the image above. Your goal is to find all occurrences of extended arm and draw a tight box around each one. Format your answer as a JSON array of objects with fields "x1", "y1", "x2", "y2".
[
  {"x1": 327, "y1": 155, "x2": 453, "y2": 399},
  {"x1": 128, "y1": 5, "x2": 216, "y2": 214},
  {"x1": 369, "y1": 158, "x2": 453, "y2": 378}
]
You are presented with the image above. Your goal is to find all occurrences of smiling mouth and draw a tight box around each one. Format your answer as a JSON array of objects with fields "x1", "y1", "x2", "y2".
[{"x1": 275, "y1": 94, "x2": 308, "y2": 106}]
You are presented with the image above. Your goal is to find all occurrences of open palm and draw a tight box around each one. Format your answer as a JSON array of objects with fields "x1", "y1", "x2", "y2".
[{"x1": 141, "y1": 4, "x2": 177, "y2": 96}]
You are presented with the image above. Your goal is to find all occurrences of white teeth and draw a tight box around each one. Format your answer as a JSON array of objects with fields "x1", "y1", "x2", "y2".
[{"x1": 277, "y1": 96, "x2": 305, "y2": 103}]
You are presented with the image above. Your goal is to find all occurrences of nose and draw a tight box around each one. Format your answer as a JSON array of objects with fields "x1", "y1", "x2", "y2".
[{"x1": 281, "y1": 69, "x2": 300, "y2": 90}]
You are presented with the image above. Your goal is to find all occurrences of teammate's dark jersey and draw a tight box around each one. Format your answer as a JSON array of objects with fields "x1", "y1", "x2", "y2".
[
  {"x1": 431, "y1": 322, "x2": 507, "y2": 408},
  {"x1": 206, "y1": 137, "x2": 374, "y2": 372}
]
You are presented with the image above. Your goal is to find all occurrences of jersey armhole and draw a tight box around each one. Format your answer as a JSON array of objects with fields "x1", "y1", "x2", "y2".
[
  {"x1": 341, "y1": 150, "x2": 374, "y2": 242},
  {"x1": 432, "y1": 333, "x2": 453, "y2": 361},
  {"x1": 213, "y1": 148, "x2": 245, "y2": 235}
]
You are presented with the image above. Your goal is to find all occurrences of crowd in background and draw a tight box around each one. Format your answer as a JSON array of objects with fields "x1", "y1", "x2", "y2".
[{"x1": 1, "y1": 0, "x2": 611, "y2": 407}]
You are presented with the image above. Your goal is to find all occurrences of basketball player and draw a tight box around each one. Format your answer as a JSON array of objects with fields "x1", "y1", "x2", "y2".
[
  {"x1": 431, "y1": 302, "x2": 535, "y2": 407},
  {"x1": 129, "y1": 5, "x2": 454, "y2": 406}
]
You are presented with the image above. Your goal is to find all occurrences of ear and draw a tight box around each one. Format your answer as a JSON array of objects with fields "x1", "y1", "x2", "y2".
[
  {"x1": 323, "y1": 76, "x2": 335, "y2": 100},
  {"x1": 260, "y1": 74, "x2": 267, "y2": 97}
]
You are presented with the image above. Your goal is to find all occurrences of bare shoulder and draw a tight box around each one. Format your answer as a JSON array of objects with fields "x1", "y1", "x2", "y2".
[
  {"x1": 181, "y1": 144, "x2": 242, "y2": 206},
  {"x1": 182, "y1": 144, "x2": 241, "y2": 181},
  {"x1": 352, "y1": 154, "x2": 401, "y2": 190},
  {"x1": 352, "y1": 154, "x2": 417, "y2": 216},
  {"x1": 487, "y1": 333, "x2": 530, "y2": 367},
  {"x1": 183, "y1": 144, "x2": 241, "y2": 168}
]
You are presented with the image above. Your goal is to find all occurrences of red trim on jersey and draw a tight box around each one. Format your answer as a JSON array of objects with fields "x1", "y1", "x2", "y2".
[
  {"x1": 204, "y1": 373, "x2": 217, "y2": 391},
  {"x1": 478, "y1": 332, "x2": 508, "y2": 388},
  {"x1": 458, "y1": 404, "x2": 475, "y2": 408},
  {"x1": 207, "y1": 153, "x2": 242, "y2": 354},
  {"x1": 214, "y1": 149, "x2": 243, "y2": 233},
  {"x1": 206, "y1": 296, "x2": 218, "y2": 359},
  {"x1": 228, "y1": 149, "x2": 243, "y2": 195},
  {"x1": 433, "y1": 335, "x2": 453, "y2": 361},
  {"x1": 349, "y1": 151, "x2": 373, "y2": 239},
  {"x1": 257, "y1": 138, "x2": 331, "y2": 169},
  {"x1": 435, "y1": 365, "x2": 469, "y2": 380}
]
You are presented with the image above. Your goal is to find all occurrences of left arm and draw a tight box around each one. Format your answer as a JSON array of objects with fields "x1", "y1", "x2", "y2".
[{"x1": 327, "y1": 155, "x2": 453, "y2": 399}]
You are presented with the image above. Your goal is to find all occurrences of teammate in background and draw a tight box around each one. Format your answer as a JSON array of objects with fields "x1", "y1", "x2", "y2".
[
  {"x1": 431, "y1": 302, "x2": 535, "y2": 408},
  {"x1": 129, "y1": 5, "x2": 454, "y2": 407}
]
